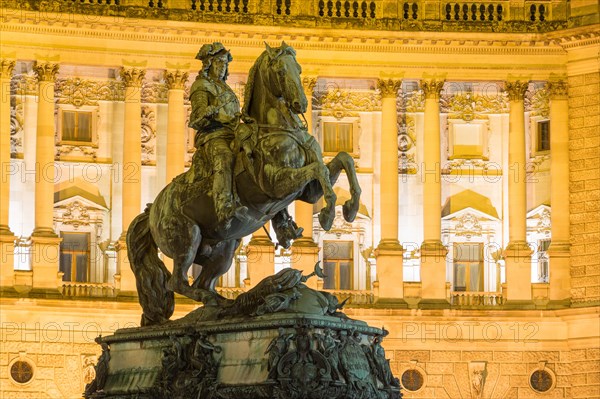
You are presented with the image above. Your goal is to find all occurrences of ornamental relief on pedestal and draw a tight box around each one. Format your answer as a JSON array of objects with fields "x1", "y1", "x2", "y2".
[
  {"x1": 141, "y1": 105, "x2": 157, "y2": 165},
  {"x1": 10, "y1": 96, "x2": 23, "y2": 157},
  {"x1": 313, "y1": 88, "x2": 381, "y2": 118}
]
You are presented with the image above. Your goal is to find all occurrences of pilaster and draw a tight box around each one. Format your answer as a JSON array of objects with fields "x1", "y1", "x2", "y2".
[
  {"x1": 164, "y1": 68, "x2": 189, "y2": 183},
  {"x1": 420, "y1": 78, "x2": 448, "y2": 302},
  {"x1": 0, "y1": 59, "x2": 15, "y2": 236},
  {"x1": 118, "y1": 66, "x2": 145, "y2": 293},
  {"x1": 375, "y1": 78, "x2": 404, "y2": 300},
  {"x1": 547, "y1": 79, "x2": 570, "y2": 301},
  {"x1": 505, "y1": 79, "x2": 532, "y2": 302},
  {"x1": 294, "y1": 76, "x2": 318, "y2": 246}
]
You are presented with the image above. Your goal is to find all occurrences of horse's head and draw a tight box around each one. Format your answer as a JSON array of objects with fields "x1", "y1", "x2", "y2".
[{"x1": 263, "y1": 42, "x2": 307, "y2": 114}]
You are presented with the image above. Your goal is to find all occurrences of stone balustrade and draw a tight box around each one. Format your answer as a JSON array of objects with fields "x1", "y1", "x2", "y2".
[
  {"x1": 60, "y1": 281, "x2": 119, "y2": 298},
  {"x1": 0, "y1": 0, "x2": 575, "y2": 32}
]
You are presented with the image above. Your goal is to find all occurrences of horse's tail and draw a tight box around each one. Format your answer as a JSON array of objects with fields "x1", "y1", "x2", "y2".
[{"x1": 126, "y1": 204, "x2": 175, "y2": 327}]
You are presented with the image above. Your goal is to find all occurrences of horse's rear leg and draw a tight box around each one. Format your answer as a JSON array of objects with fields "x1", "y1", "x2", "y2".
[
  {"x1": 166, "y1": 224, "x2": 205, "y2": 301},
  {"x1": 192, "y1": 239, "x2": 241, "y2": 305}
]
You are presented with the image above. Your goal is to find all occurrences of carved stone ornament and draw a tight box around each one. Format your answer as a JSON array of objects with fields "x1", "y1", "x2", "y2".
[
  {"x1": 164, "y1": 69, "x2": 189, "y2": 91},
  {"x1": 57, "y1": 200, "x2": 91, "y2": 229},
  {"x1": 56, "y1": 145, "x2": 98, "y2": 160},
  {"x1": 455, "y1": 212, "x2": 483, "y2": 238},
  {"x1": 440, "y1": 91, "x2": 509, "y2": 120},
  {"x1": 120, "y1": 67, "x2": 145, "y2": 88},
  {"x1": 81, "y1": 356, "x2": 97, "y2": 385},
  {"x1": 11, "y1": 72, "x2": 38, "y2": 95},
  {"x1": 420, "y1": 80, "x2": 445, "y2": 99},
  {"x1": 33, "y1": 62, "x2": 59, "y2": 82},
  {"x1": 0, "y1": 59, "x2": 15, "y2": 79},
  {"x1": 546, "y1": 79, "x2": 568, "y2": 100},
  {"x1": 314, "y1": 88, "x2": 381, "y2": 117},
  {"x1": 377, "y1": 79, "x2": 402, "y2": 98},
  {"x1": 55, "y1": 77, "x2": 124, "y2": 107},
  {"x1": 536, "y1": 208, "x2": 551, "y2": 235},
  {"x1": 302, "y1": 76, "x2": 318, "y2": 94},
  {"x1": 142, "y1": 81, "x2": 168, "y2": 103},
  {"x1": 468, "y1": 361, "x2": 487, "y2": 399},
  {"x1": 10, "y1": 96, "x2": 24, "y2": 157},
  {"x1": 141, "y1": 106, "x2": 157, "y2": 165},
  {"x1": 525, "y1": 86, "x2": 549, "y2": 117},
  {"x1": 505, "y1": 80, "x2": 529, "y2": 101},
  {"x1": 402, "y1": 90, "x2": 425, "y2": 113}
]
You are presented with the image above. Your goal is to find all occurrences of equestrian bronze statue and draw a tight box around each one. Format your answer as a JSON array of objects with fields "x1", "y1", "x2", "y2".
[{"x1": 126, "y1": 42, "x2": 362, "y2": 326}]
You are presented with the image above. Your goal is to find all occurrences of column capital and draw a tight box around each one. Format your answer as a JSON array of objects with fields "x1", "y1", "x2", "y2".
[
  {"x1": 546, "y1": 79, "x2": 568, "y2": 100},
  {"x1": 302, "y1": 76, "x2": 317, "y2": 93},
  {"x1": 164, "y1": 69, "x2": 189, "y2": 90},
  {"x1": 505, "y1": 80, "x2": 529, "y2": 101},
  {"x1": 0, "y1": 59, "x2": 15, "y2": 80},
  {"x1": 377, "y1": 78, "x2": 402, "y2": 98},
  {"x1": 33, "y1": 62, "x2": 59, "y2": 82},
  {"x1": 120, "y1": 67, "x2": 146, "y2": 88},
  {"x1": 420, "y1": 79, "x2": 445, "y2": 100}
]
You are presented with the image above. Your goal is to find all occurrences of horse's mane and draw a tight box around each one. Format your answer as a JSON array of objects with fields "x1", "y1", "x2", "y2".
[{"x1": 242, "y1": 44, "x2": 296, "y2": 120}]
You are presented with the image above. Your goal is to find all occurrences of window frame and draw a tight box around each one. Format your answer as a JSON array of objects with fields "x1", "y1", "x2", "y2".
[
  {"x1": 318, "y1": 116, "x2": 360, "y2": 158},
  {"x1": 59, "y1": 231, "x2": 91, "y2": 283},
  {"x1": 447, "y1": 119, "x2": 490, "y2": 161},
  {"x1": 57, "y1": 106, "x2": 98, "y2": 147},
  {"x1": 323, "y1": 240, "x2": 354, "y2": 290},
  {"x1": 452, "y1": 242, "x2": 484, "y2": 292}
]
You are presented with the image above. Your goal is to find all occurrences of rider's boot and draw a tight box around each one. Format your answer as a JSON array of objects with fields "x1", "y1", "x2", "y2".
[
  {"x1": 213, "y1": 168, "x2": 249, "y2": 230},
  {"x1": 272, "y1": 209, "x2": 304, "y2": 249}
]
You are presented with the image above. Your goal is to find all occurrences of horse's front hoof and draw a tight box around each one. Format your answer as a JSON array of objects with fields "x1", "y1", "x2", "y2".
[
  {"x1": 318, "y1": 209, "x2": 334, "y2": 231},
  {"x1": 342, "y1": 200, "x2": 359, "y2": 222}
]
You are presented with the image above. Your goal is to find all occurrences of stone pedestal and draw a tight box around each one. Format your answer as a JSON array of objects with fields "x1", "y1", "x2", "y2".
[
  {"x1": 0, "y1": 234, "x2": 15, "y2": 286},
  {"x1": 420, "y1": 240, "x2": 449, "y2": 304},
  {"x1": 31, "y1": 235, "x2": 62, "y2": 290},
  {"x1": 84, "y1": 290, "x2": 401, "y2": 399},
  {"x1": 374, "y1": 243, "x2": 404, "y2": 301},
  {"x1": 504, "y1": 241, "x2": 533, "y2": 302}
]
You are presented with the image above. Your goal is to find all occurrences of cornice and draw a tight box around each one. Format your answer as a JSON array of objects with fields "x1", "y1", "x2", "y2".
[{"x1": 0, "y1": 12, "x2": 572, "y2": 58}]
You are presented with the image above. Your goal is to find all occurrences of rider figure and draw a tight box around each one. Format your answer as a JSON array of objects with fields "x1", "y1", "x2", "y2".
[
  {"x1": 189, "y1": 42, "x2": 303, "y2": 247},
  {"x1": 189, "y1": 42, "x2": 246, "y2": 228}
]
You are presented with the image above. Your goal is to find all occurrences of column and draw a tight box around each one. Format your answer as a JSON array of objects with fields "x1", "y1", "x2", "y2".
[
  {"x1": 546, "y1": 79, "x2": 570, "y2": 301},
  {"x1": 164, "y1": 69, "x2": 189, "y2": 182},
  {"x1": 0, "y1": 59, "x2": 15, "y2": 286},
  {"x1": 117, "y1": 67, "x2": 145, "y2": 292},
  {"x1": 504, "y1": 80, "x2": 532, "y2": 302},
  {"x1": 31, "y1": 62, "x2": 62, "y2": 290},
  {"x1": 246, "y1": 223, "x2": 275, "y2": 289},
  {"x1": 291, "y1": 76, "x2": 318, "y2": 288},
  {"x1": 374, "y1": 78, "x2": 404, "y2": 301},
  {"x1": 420, "y1": 79, "x2": 448, "y2": 302}
]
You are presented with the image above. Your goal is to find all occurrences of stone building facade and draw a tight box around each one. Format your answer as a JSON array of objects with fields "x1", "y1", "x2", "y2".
[{"x1": 0, "y1": 1, "x2": 598, "y2": 398}]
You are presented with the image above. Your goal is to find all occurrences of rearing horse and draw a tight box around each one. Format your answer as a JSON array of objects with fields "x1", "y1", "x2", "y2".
[{"x1": 127, "y1": 42, "x2": 361, "y2": 326}]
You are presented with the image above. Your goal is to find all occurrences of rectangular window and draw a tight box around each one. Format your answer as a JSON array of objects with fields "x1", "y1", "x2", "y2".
[
  {"x1": 537, "y1": 120, "x2": 550, "y2": 152},
  {"x1": 59, "y1": 232, "x2": 90, "y2": 282},
  {"x1": 323, "y1": 240, "x2": 353, "y2": 290},
  {"x1": 537, "y1": 239, "x2": 550, "y2": 283},
  {"x1": 323, "y1": 122, "x2": 353, "y2": 153},
  {"x1": 449, "y1": 122, "x2": 485, "y2": 159},
  {"x1": 453, "y1": 243, "x2": 483, "y2": 292},
  {"x1": 61, "y1": 110, "x2": 93, "y2": 143}
]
